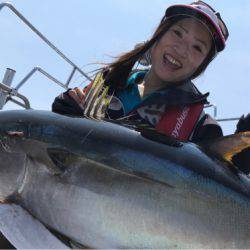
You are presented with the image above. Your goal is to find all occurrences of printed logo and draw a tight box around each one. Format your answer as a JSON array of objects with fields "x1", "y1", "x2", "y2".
[{"x1": 171, "y1": 106, "x2": 190, "y2": 138}]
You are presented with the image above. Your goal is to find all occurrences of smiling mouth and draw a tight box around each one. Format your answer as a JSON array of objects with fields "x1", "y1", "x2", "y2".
[{"x1": 163, "y1": 53, "x2": 182, "y2": 70}]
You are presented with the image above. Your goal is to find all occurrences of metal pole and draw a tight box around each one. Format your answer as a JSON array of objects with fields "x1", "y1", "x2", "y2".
[
  {"x1": 0, "y1": 2, "x2": 92, "y2": 82},
  {"x1": 7, "y1": 96, "x2": 28, "y2": 109},
  {"x1": 15, "y1": 67, "x2": 68, "y2": 91},
  {"x1": 205, "y1": 104, "x2": 217, "y2": 118},
  {"x1": 216, "y1": 117, "x2": 240, "y2": 122},
  {"x1": 66, "y1": 67, "x2": 77, "y2": 87},
  {"x1": 0, "y1": 68, "x2": 16, "y2": 109},
  {"x1": 0, "y1": 82, "x2": 30, "y2": 109}
]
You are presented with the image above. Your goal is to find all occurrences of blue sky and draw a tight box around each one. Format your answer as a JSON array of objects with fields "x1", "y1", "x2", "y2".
[{"x1": 0, "y1": 0, "x2": 249, "y2": 135}]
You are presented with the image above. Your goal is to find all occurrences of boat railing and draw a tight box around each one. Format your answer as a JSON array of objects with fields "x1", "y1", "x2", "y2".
[
  {"x1": 204, "y1": 104, "x2": 240, "y2": 122},
  {"x1": 0, "y1": 1, "x2": 92, "y2": 109},
  {"x1": 0, "y1": 2, "x2": 92, "y2": 84}
]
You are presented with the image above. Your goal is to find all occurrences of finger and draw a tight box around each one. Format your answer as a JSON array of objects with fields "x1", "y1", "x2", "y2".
[
  {"x1": 69, "y1": 89, "x2": 82, "y2": 104},
  {"x1": 74, "y1": 87, "x2": 86, "y2": 101}
]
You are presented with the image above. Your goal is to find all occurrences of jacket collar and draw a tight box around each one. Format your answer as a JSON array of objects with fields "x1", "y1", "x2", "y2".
[{"x1": 127, "y1": 70, "x2": 209, "y2": 109}]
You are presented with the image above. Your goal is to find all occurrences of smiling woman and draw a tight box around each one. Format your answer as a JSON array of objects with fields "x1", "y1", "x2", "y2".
[
  {"x1": 150, "y1": 18, "x2": 213, "y2": 83},
  {"x1": 52, "y1": 1, "x2": 228, "y2": 143}
]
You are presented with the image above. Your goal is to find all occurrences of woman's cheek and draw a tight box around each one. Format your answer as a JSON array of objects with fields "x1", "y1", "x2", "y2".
[{"x1": 190, "y1": 55, "x2": 204, "y2": 69}]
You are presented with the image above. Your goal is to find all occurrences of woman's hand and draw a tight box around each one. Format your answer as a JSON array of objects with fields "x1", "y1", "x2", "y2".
[
  {"x1": 68, "y1": 87, "x2": 86, "y2": 110},
  {"x1": 233, "y1": 113, "x2": 250, "y2": 175},
  {"x1": 236, "y1": 113, "x2": 250, "y2": 133},
  {"x1": 52, "y1": 87, "x2": 87, "y2": 116}
]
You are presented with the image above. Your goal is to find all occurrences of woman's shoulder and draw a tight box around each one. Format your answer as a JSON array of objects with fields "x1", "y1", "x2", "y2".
[{"x1": 191, "y1": 113, "x2": 223, "y2": 142}]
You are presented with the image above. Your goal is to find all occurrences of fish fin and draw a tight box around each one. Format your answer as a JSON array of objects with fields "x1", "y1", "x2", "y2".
[
  {"x1": 84, "y1": 72, "x2": 105, "y2": 117},
  {"x1": 83, "y1": 71, "x2": 103, "y2": 105},
  {"x1": 83, "y1": 72, "x2": 114, "y2": 120},
  {"x1": 92, "y1": 85, "x2": 110, "y2": 119},
  {"x1": 23, "y1": 140, "x2": 63, "y2": 175},
  {"x1": 200, "y1": 132, "x2": 250, "y2": 164},
  {"x1": 47, "y1": 147, "x2": 80, "y2": 171},
  {"x1": 0, "y1": 203, "x2": 69, "y2": 249}
]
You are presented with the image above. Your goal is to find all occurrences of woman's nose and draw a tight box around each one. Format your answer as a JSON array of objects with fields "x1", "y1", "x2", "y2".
[{"x1": 173, "y1": 42, "x2": 188, "y2": 58}]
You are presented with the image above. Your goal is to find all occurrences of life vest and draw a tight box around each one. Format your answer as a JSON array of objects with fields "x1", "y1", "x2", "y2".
[{"x1": 156, "y1": 103, "x2": 204, "y2": 141}]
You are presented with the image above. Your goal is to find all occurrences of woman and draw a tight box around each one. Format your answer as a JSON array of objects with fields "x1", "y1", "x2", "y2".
[{"x1": 53, "y1": 1, "x2": 229, "y2": 143}]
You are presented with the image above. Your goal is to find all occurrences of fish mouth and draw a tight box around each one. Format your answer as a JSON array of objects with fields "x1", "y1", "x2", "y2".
[{"x1": 163, "y1": 53, "x2": 182, "y2": 70}]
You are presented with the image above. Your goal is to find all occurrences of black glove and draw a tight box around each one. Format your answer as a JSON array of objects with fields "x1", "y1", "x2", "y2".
[
  {"x1": 232, "y1": 148, "x2": 250, "y2": 175},
  {"x1": 233, "y1": 113, "x2": 250, "y2": 175},
  {"x1": 52, "y1": 89, "x2": 83, "y2": 116},
  {"x1": 235, "y1": 113, "x2": 250, "y2": 133}
]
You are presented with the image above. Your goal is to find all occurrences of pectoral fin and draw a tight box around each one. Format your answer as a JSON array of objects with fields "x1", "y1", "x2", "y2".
[
  {"x1": 47, "y1": 147, "x2": 81, "y2": 171},
  {"x1": 20, "y1": 140, "x2": 63, "y2": 175},
  {"x1": 2, "y1": 132, "x2": 77, "y2": 175}
]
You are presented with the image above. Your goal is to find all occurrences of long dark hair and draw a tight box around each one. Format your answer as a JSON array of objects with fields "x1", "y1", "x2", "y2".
[{"x1": 104, "y1": 16, "x2": 216, "y2": 89}]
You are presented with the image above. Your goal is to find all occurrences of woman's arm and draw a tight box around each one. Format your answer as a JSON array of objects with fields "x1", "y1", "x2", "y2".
[{"x1": 191, "y1": 114, "x2": 223, "y2": 143}]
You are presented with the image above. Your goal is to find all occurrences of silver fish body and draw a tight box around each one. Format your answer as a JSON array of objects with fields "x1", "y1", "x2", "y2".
[{"x1": 0, "y1": 110, "x2": 249, "y2": 249}]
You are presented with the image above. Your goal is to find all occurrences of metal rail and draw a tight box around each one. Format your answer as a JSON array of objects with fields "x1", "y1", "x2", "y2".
[
  {"x1": 205, "y1": 103, "x2": 240, "y2": 122},
  {"x1": 0, "y1": 82, "x2": 30, "y2": 109},
  {"x1": 0, "y1": 68, "x2": 15, "y2": 109},
  {"x1": 0, "y1": 1, "x2": 92, "y2": 88},
  {"x1": 217, "y1": 117, "x2": 240, "y2": 122},
  {"x1": 205, "y1": 104, "x2": 217, "y2": 118},
  {"x1": 15, "y1": 67, "x2": 68, "y2": 91}
]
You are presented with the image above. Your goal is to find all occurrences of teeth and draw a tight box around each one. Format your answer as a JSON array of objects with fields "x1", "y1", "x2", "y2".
[{"x1": 165, "y1": 54, "x2": 182, "y2": 67}]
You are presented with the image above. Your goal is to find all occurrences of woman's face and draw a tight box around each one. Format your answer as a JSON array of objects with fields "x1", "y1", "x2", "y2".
[{"x1": 150, "y1": 18, "x2": 213, "y2": 83}]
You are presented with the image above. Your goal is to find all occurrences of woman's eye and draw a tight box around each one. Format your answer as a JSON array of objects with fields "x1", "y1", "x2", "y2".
[
  {"x1": 193, "y1": 45, "x2": 203, "y2": 53},
  {"x1": 173, "y1": 30, "x2": 182, "y2": 38}
]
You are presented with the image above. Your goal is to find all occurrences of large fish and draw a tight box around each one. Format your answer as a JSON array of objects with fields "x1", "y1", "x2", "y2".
[{"x1": 0, "y1": 110, "x2": 249, "y2": 249}]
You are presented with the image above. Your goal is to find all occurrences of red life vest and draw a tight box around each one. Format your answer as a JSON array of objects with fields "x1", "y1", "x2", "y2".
[{"x1": 156, "y1": 103, "x2": 204, "y2": 141}]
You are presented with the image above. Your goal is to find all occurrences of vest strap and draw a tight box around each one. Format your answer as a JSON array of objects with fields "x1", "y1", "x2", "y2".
[{"x1": 156, "y1": 104, "x2": 204, "y2": 141}]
